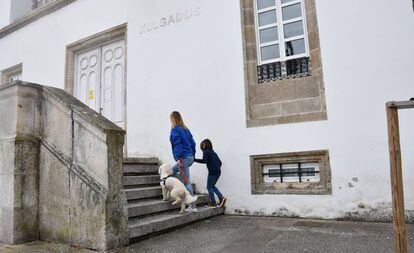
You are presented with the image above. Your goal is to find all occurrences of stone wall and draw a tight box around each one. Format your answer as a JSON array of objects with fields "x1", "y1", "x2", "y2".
[
  {"x1": 0, "y1": 81, "x2": 128, "y2": 251},
  {"x1": 0, "y1": 84, "x2": 41, "y2": 244},
  {"x1": 240, "y1": 0, "x2": 327, "y2": 127}
]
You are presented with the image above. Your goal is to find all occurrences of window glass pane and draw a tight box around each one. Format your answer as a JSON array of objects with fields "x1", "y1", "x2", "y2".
[
  {"x1": 283, "y1": 20, "x2": 304, "y2": 38},
  {"x1": 261, "y1": 44, "x2": 280, "y2": 61},
  {"x1": 285, "y1": 38, "x2": 305, "y2": 56},
  {"x1": 301, "y1": 167, "x2": 316, "y2": 177},
  {"x1": 258, "y1": 10, "x2": 277, "y2": 26},
  {"x1": 259, "y1": 26, "x2": 279, "y2": 43},
  {"x1": 281, "y1": 0, "x2": 295, "y2": 3},
  {"x1": 282, "y1": 3, "x2": 302, "y2": 21},
  {"x1": 257, "y1": 0, "x2": 276, "y2": 10},
  {"x1": 301, "y1": 163, "x2": 320, "y2": 181},
  {"x1": 263, "y1": 164, "x2": 281, "y2": 182},
  {"x1": 281, "y1": 164, "x2": 299, "y2": 177}
]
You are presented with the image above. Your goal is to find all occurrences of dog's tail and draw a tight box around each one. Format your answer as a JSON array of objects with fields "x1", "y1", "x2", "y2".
[{"x1": 184, "y1": 191, "x2": 198, "y2": 205}]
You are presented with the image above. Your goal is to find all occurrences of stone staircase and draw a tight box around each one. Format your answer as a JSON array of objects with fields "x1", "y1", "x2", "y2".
[{"x1": 123, "y1": 158, "x2": 224, "y2": 242}]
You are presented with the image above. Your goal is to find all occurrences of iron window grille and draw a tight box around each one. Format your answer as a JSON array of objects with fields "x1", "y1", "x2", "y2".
[
  {"x1": 262, "y1": 162, "x2": 320, "y2": 183},
  {"x1": 257, "y1": 56, "x2": 311, "y2": 83}
]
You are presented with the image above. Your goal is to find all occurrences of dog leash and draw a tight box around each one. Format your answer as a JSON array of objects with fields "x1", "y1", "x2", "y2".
[{"x1": 178, "y1": 158, "x2": 189, "y2": 185}]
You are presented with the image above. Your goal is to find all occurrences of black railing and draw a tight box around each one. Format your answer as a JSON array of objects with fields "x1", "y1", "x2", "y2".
[{"x1": 257, "y1": 57, "x2": 311, "y2": 83}]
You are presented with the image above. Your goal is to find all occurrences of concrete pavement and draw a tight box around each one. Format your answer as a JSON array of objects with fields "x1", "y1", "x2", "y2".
[{"x1": 1, "y1": 215, "x2": 413, "y2": 253}]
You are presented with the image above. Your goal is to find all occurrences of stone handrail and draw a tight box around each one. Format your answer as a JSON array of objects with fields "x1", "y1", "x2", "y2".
[{"x1": 0, "y1": 81, "x2": 128, "y2": 251}]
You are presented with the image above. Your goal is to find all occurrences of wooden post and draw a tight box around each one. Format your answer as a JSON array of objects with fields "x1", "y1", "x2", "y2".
[{"x1": 386, "y1": 104, "x2": 408, "y2": 253}]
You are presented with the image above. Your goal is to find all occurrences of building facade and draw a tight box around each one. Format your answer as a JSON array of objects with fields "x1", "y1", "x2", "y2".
[{"x1": 0, "y1": 0, "x2": 413, "y2": 221}]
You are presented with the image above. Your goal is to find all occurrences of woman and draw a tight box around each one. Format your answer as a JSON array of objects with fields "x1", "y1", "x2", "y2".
[{"x1": 169, "y1": 111, "x2": 198, "y2": 213}]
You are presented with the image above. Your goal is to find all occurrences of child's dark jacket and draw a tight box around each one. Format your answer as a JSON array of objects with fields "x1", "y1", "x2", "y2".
[{"x1": 195, "y1": 149, "x2": 222, "y2": 176}]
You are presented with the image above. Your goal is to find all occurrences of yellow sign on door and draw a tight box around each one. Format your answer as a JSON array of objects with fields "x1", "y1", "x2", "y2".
[{"x1": 89, "y1": 89, "x2": 95, "y2": 100}]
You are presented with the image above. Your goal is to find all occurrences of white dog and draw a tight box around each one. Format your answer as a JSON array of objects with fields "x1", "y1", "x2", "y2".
[{"x1": 158, "y1": 164, "x2": 198, "y2": 213}]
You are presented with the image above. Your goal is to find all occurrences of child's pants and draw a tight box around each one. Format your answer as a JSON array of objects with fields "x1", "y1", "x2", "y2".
[{"x1": 207, "y1": 174, "x2": 223, "y2": 204}]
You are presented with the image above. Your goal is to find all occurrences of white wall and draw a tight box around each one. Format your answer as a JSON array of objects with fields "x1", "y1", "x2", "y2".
[
  {"x1": 0, "y1": 0, "x2": 127, "y2": 85},
  {"x1": 10, "y1": 0, "x2": 31, "y2": 22},
  {"x1": 0, "y1": 0, "x2": 413, "y2": 220},
  {"x1": 0, "y1": 0, "x2": 11, "y2": 29},
  {"x1": 126, "y1": 0, "x2": 414, "y2": 219}
]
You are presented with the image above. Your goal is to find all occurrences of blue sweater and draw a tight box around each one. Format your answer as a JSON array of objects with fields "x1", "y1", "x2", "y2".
[
  {"x1": 195, "y1": 149, "x2": 222, "y2": 176},
  {"x1": 170, "y1": 126, "x2": 196, "y2": 161}
]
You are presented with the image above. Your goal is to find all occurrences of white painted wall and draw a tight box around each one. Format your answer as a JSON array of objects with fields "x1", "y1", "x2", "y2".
[
  {"x1": 10, "y1": 0, "x2": 31, "y2": 22},
  {"x1": 0, "y1": 0, "x2": 127, "y2": 86},
  {"x1": 0, "y1": 0, "x2": 11, "y2": 29},
  {"x1": 0, "y1": 0, "x2": 413, "y2": 220}
]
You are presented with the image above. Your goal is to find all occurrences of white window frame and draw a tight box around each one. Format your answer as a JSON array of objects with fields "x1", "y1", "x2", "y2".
[{"x1": 253, "y1": 0, "x2": 310, "y2": 65}]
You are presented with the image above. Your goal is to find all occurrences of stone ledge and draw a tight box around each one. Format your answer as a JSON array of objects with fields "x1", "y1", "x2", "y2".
[{"x1": 1, "y1": 81, "x2": 125, "y2": 134}]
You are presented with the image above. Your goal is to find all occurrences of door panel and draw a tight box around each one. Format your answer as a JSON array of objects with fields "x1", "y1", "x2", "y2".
[
  {"x1": 75, "y1": 48, "x2": 101, "y2": 112},
  {"x1": 74, "y1": 40, "x2": 125, "y2": 128},
  {"x1": 101, "y1": 40, "x2": 125, "y2": 125}
]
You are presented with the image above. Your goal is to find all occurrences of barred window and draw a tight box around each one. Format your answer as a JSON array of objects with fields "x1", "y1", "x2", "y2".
[
  {"x1": 263, "y1": 162, "x2": 320, "y2": 183},
  {"x1": 254, "y1": 0, "x2": 311, "y2": 82},
  {"x1": 250, "y1": 150, "x2": 331, "y2": 195}
]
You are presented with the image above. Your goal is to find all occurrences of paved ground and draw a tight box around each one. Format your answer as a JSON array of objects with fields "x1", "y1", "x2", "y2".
[{"x1": 1, "y1": 215, "x2": 413, "y2": 253}]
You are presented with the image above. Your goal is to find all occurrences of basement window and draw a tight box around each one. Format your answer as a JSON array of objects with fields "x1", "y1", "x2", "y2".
[
  {"x1": 263, "y1": 162, "x2": 320, "y2": 183},
  {"x1": 251, "y1": 150, "x2": 331, "y2": 195}
]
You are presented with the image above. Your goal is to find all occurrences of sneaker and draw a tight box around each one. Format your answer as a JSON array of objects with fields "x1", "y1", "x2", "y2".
[
  {"x1": 219, "y1": 197, "x2": 227, "y2": 208},
  {"x1": 186, "y1": 206, "x2": 198, "y2": 213},
  {"x1": 205, "y1": 203, "x2": 217, "y2": 208}
]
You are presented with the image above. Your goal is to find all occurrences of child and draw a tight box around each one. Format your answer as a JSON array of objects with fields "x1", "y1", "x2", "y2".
[{"x1": 195, "y1": 139, "x2": 227, "y2": 208}]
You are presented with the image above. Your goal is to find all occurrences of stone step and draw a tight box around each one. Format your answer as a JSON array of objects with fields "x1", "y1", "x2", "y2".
[
  {"x1": 123, "y1": 175, "x2": 160, "y2": 187},
  {"x1": 124, "y1": 157, "x2": 159, "y2": 164},
  {"x1": 128, "y1": 206, "x2": 224, "y2": 240},
  {"x1": 127, "y1": 195, "x2": 210, "y2": 218},
  {"x1": 125, "y1": 186, "x2": 162, "y2": 201},
  {"x1": 123, "y1": 163, "x2": 159, "y2": 175}
]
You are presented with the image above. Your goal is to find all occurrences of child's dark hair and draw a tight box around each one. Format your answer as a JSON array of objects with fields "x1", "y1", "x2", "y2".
[{"x1": 200, "y1": 139, "x2": 213, "y2": 150}]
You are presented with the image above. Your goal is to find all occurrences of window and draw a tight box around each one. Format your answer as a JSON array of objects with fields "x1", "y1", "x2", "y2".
[
  {"x1": 9, "y1": 0, "x2": 58, "y2": 24},
  {"x1": 241, "y1": 0, "x2": 327, "y2": 127},
  {"x1": 250, "y1": 150, "x2": 332, "y2": 195},
  {"x1": 254, "y1": 0, "x2": 311, "y2": 82},
  {"x1": 1, "y1": 1, "x2": 75, "y2": 39},
  {"x1": 263, "y1": 162, "x2": 320, "y2": 183},
  {"x1": 7, "y1": 72, "x2": 22, "y2": 82},
  {"x1": 254, "y1": 0, "x2": 309, "y2": 64},
  {"x1": 31, "y1": 0, "x2": 56, "y2": 11},
  {"x1": 1, "y1": 64, "x2": 23, "y2": 85}
]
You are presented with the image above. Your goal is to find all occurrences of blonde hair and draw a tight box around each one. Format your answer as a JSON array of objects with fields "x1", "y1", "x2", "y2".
[{"x1": 170, "y1": 111, "x2": 188, "y2": 130}]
